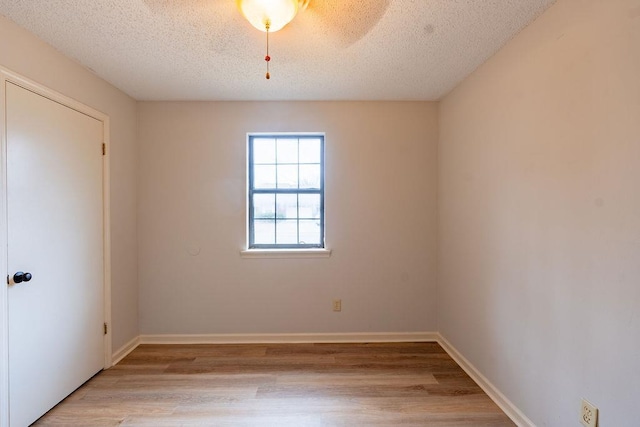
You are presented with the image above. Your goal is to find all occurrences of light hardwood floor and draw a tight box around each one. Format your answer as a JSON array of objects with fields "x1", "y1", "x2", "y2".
[{"x1": 35, "y1": 342, "x2": 515, "y2": 426}]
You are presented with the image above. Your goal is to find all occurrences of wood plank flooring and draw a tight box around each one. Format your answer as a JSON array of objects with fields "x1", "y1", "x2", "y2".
[{"x1": 34, "y1": 342, "x2": 515, "y2": 426}]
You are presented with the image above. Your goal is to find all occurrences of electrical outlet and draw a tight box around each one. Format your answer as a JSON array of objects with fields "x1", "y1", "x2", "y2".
[
  {"x1": 333, "y1": 299, "x2": 342, "y2": 312},
  {"x1": 580, "y1": 399, "x2": 598, "y2": 427}
]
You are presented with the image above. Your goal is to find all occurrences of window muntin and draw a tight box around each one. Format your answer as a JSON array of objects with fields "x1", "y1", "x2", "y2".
[{"x1": 248, "y1": 134, "x2": 324, "y2": 249}]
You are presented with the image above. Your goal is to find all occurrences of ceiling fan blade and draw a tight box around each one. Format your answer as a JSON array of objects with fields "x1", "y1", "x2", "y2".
[
  {"x1": 143, "y1": 0, "x2": 226, "y2": 13},
  {"x1": 141, "y1": 0, "x2": 250, "y2": 54},
  {"x1": 303, "y1": 0, "x2": 391, "y2": 47},
  {"x1": 142, "y1": 0, "x2": 237, "y2": 25}
]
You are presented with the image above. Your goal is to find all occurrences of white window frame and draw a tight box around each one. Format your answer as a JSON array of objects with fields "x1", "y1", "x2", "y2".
[{"x1": 241, "y1": 132, "x2": 331, "y2": 258}]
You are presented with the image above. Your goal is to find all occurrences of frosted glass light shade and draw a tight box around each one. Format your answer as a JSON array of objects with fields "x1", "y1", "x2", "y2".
[{"x1": 237, "y1": 0, "x2": 299, "y2": 32}]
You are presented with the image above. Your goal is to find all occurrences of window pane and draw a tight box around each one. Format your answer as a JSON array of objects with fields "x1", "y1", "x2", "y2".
[
  {"x1": 277, "y1": 165, "x2": 298, "y2": 188},
  {"x1": 299, "y1": 164, "x2": 321, "y2": 189},
  {"x1": 253, "y1": 194, "x2": 275, "y2": 219},
  {"x1": 276, "y1": 220, "x2": 298, "y2": 244},
  {"x1": 277, "y1": 138, "x2": 298, "y2": 164},
  {"x1": 276, "y1": 194, "x2": 297, "y2": 219},
  {"x1": 298, "y1": 194, "x2": 320, "y2": 219},
  {"x1": 249, "y1": 135, "x2": 324, "y2": 249},
  {"x1": 253, "y1": 138, "x2": 276, "y2": 164},
  {"x1": 254, "y1": 220, "x2": 275, "y2": 244},
  {"x1": 299, "y1": 138, "x2": 321, "y2": 164},
  {"x1": 254, "y1": 165, "x2": 276, "y2": 189},
  {"x1": 299, "y1": 220, "x2": 321, "y2": 245}
]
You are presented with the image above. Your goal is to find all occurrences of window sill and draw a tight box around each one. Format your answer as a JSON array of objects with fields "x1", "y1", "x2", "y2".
[{"x1": 240, "y1": 249, "x2": 332, "y2": 259}]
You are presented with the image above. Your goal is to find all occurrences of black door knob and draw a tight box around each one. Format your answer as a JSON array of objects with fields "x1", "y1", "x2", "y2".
[{"x1": 13, "y1": 272, "x2": 32, "y2": 284}]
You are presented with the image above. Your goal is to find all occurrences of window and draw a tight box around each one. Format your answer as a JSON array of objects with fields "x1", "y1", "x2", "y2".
[{"x1": 248, "y1": 134, "x2": 324, "y2": 249}]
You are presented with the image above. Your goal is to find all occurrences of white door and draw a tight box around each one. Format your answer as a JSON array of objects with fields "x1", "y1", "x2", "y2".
[{"x1": 6, "y1": 82, "x2": 104, "y2": 427}]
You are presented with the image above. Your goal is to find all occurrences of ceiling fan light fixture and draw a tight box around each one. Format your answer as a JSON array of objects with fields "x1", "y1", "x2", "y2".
[{"x1": 236, "y1": 0, "x2": 300, "y2": 32}]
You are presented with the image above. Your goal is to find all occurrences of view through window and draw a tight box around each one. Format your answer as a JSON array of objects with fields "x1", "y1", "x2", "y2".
[{"x1": 248, "y1": 134, "x2": 325, "y2": 248}]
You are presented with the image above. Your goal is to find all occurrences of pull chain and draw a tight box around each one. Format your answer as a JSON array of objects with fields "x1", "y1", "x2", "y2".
[{"x1": 265, "y1": 22, "x2": 271, "y2": 79}]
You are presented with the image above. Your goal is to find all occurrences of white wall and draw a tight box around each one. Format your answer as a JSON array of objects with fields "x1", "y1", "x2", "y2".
[
  {"x1": 0, "y1": 16, "x2": 139, "y2": 350},
  {"x1": 438, "y1": 0, "x2": 640, "y2": 426},
  {"x1": 138, "y1": 101, "x2": 438, "y2": 335}
]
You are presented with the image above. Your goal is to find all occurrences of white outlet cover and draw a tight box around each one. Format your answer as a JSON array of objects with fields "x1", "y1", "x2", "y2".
[{"x1": 580, "y1": 399, "x2": 598, "y2": 427}]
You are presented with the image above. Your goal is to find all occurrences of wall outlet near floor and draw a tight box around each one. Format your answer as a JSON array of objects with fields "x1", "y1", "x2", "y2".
[
  {"x1": 333, "y1": 299, "x2": 342, "y2": 312},
  {"x1": 580, "y1": 399, "x2": 598, "y2": 427}
]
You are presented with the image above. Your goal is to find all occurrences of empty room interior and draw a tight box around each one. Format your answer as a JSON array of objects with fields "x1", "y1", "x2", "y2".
[{"x1": 0, "y1": 0, "x2": 638, "y2": 426}]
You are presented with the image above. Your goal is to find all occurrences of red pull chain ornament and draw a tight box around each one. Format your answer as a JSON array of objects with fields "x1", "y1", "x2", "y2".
[
  {"x1": 265, "y1": 55, "x2": 271, "y2": 79},
  {"x1": 265, "y1": 23, "x2": 271, "y2": 79}
]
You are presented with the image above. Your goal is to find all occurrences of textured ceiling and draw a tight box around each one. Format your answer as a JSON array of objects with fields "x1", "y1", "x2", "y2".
[{"x1": 0, "y1": 0, "x2": 556, "y2": 101}]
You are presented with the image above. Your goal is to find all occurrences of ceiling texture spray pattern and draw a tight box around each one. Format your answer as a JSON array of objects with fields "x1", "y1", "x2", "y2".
[{"x1": 0, "y1": 0, "x2": 556, "y2": 101}]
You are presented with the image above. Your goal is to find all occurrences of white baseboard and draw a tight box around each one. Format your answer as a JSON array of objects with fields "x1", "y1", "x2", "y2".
[
  {"x1": 139, "y1": 332, "x2": 439, "y2": 345},
  {"x1": 111, "y1": 335, "x2": 140, "y2": 366},
  {"x1": 437, "y1": 334, "x2": 535, "y2": 427}
]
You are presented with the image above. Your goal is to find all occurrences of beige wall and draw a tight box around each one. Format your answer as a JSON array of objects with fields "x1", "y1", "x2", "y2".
[
  {"x1": 137, "y1": 101, "x2": 438, "y2": 334},
  {"x1": 438, "y1": 0, "x2": 640, "y2": 425},
  {"x1": 0, "y1": 16, "x2": 139, "y2": 350}
]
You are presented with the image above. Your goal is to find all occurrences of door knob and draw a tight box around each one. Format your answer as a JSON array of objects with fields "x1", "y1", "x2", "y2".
[{"x1": 13, "y1": 272, "x2": 32, "y2": 284}]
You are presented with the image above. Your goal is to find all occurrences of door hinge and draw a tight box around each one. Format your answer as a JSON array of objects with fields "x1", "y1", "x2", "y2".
[
  {"x1": 104, "y1": 322, "x2": 108, "y2": 335},
  {"x1": 102, "y1": 143, "x2": 106, "y2": 156}
]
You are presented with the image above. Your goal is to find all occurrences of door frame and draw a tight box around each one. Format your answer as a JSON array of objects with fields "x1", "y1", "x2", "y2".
[{"x1": 0, "y1": 66, "x2": 112, "y2": 427}]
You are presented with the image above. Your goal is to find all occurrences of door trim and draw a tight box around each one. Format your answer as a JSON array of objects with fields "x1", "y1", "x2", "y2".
[{"x1": 0, "y1": 66, "x2": 112, "y2": 427}]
